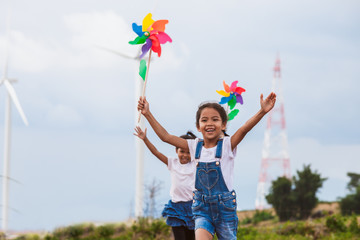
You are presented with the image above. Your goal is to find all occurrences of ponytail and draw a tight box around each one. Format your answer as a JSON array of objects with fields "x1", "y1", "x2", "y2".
[
  {"x1": 222, "y1": 130, "x2": 229, "y2": 137},
  {"x1": 179, "y1": 131, "x2": 197, "y2": 140}
]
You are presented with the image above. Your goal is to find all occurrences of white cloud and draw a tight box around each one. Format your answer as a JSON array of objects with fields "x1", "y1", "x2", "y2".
[
  {"x1": 64, "y1": 11, "x2": 132, "y2": 51},
  {"x1": 0, "y1": 32, "x2": 55, "y2": 73},
  {"x1": 0, "y1": 11, "x2": 139, "y2": 73}
]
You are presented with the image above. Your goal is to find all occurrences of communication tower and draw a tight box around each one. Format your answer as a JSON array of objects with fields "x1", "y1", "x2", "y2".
[{"x1": 255, "y1": 57, "x2": 291, "y2": 210}]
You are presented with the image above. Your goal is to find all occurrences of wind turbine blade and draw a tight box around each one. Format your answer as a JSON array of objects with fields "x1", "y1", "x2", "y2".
[
  {"x1": 3, "y1": 48, "x2": 9, "y2": 78},
  {"x1": 0, "y1": 205, "x2": 22, "y2": 214},
  {"x1": 0, "y1": 175, "x2": 22, "y2": 185},
  {"x1": 3, "y1": 10, "x2": 11, "y2": 78},
  {"x1": 94, "y1": 45, "x2": 139, "y2": 60},
  {"x1": 3, "y1": 79, "x2": 29, "y2": 126}
]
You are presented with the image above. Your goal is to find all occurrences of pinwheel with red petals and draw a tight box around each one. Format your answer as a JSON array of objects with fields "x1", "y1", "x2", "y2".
[
  {"x1": 129, "y1": 13, "x2": 172, "y2": 122},
  {"x1": 129, "y1": 13, "x2": 172, "y2": 58},
  {"x1": 216, "y1": 81, "x2": 246, "y2": 120}
]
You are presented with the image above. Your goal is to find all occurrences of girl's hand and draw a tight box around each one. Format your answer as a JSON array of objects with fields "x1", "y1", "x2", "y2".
[
  {"x1": 137, "y1": 96, "x2": 149, "y2": 116},
  {"x1": 260, "y1": 92, "x2": 277, "y2": 113},
  {"x1": 134, "y1": 126, "x2": 147, "y2": 140}
]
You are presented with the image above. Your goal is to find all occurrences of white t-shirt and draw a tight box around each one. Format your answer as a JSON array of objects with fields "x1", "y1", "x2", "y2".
[
  {"x1": 187, "y1": 136, "x2": 237, "y2": 191},
  {"x1": 167, "y1": 157, "x2": 196, "y2": 202}
]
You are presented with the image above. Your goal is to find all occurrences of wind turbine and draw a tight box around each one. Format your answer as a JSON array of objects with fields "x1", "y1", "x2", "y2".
[
  {"x1": 0, "y1": 14, "x2": 29, "y2": 234},
  {"x1": 96, "y1": 0, "x2": 159, "y2": 219},
  {"x1": 95, "y1": 45, "x2": 146, "y2": 218}
]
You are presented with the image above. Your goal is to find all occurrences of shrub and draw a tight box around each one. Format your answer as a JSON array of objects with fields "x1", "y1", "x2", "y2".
[
  {"x1": 276, "y1": 221, "x2": 316, "y2": 236},
  {"x1": 53, "y1": 224, "x2": 85, "y2": 239},
  {"x1": 237, "y1": 226, "x2": 258, "y2": 239},
  {"x1": 43, "y1": 235, "x2": 52, "y2": 240},
  {"x1": 115, "y1": 223, "x2": 127, "y2": 234},
  {"x1": 326, "y1": 215, "x2": 347, "y2": 232},
  {"x1": 348, "y1": 214, "x2": 360, "y2": 234},
  {"x1": 149, "y1": 218, "x2": 170, "y2": 236},
  {"x1": 129, "y1": 217, "x2": 171, "y2": 239},
  {"x1": 95, "y1": 224, "x2": 116, "y2": 238},
  {"x1": 13, "y1": 236, "x2": 40, "y2": 240},
  {"x1": 252, "y1": 210, "x2": 274, "y2": 225},
  {"x1": 13, "y1": 236, "x2": 26, "y2": 240},
  {"x1": 240, "y1": 217, "x2": 252, "y2": 225}
]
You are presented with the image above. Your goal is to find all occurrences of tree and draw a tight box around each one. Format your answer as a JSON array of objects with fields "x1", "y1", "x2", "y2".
[
  {"x1": 143, "y1": 178, "x2": 163, "y2": 218},
  {"x1": 340, "y1": 172, "x2": 360, "y2": 215},
  {"x1": 266, "y1": 165, "x2": 326, "y2": 221},
  {"x1": 266, "y1": 177, "x2": 294, "y2": 221},
  {"x1": 346, "y1": 172, "x2": 360, "y2": 192},
  {"x1": 292, "y1": 164, "x2": 327, "y2": 219}
]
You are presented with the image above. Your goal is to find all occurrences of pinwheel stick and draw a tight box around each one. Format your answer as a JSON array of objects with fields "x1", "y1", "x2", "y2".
[{"x1": 137, "y1": 50, "x2": 152, "y2": 123}]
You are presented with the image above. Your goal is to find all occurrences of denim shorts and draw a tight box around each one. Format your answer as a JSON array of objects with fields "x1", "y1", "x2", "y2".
[
  {"x1": 192, "y1": 190, "x2": 238, "y2": 240},
  {"x1": 162, "y1": 200, "x2": 194, "y2": 230}
]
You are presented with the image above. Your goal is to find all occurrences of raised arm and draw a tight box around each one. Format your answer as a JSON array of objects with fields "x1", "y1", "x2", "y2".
[
  {"x1": 134, "y1": 126, "x2": 168, "y2": 165},
  {"x1": 138, "y1": 97, "x2": 188, "y2": 150},
  {"x1": 231, "y1": 92, "x2": 276, "y2": 150}
]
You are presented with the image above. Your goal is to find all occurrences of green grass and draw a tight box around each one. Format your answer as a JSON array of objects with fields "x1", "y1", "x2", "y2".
[{"x1": 4, "y1": 214, "x2": 360, "y2": 240}]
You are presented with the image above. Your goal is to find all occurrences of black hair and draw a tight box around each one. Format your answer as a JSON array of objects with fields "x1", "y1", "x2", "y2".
[
  {"x1": 176, "y1": 131, "x2": 197, "y2": 150},
  {"x1": 179, "y1": 131, "x2": 197, "y2": 140},
  {"x1": 222, "y1": 130, "x2": 229, "y2": 137},
  {"x1": 195, "y1": 102, "x2": 229, "y2": 137}
]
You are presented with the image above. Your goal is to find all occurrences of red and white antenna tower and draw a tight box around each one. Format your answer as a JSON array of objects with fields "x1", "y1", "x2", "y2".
[{"x1": 255, "y1": 56, "x2": 291, "y2": 210}]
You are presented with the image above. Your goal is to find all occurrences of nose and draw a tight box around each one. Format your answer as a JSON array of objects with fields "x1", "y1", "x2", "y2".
[{"x1": 205, "y1": 120, "x2": 214, "y2": 125}]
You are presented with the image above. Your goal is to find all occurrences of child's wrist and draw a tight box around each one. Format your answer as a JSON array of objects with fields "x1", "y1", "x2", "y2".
[
  {"x1": 143, "y1": 110, "x2": 151, "y2": 118},
  {"x1": 259, "y1": 108, "x2": 267, "y2": 115}
]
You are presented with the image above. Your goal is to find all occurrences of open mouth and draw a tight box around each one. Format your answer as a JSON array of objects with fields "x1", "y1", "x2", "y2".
[
  {"x1": 180, "y1": 158, "x2": 190, "y2": 163},
  {"x1": 205, "y1": 128, "x2": 215, "y2": 133}
]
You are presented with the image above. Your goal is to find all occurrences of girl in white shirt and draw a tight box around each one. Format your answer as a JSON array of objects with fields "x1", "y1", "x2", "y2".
[
  {"x1": 134, "y1": 127, "x2": 197, "y2": 240},
  {"x1": 137, "y1": 92, "x2": 276, "y2": 240}
]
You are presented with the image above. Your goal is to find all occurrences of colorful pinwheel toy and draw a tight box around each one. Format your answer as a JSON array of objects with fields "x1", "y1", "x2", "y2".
[
  {"x1": 129, "y1": 13, "x2": 172, "y2": 122},
  {"x1": 129, "y1": 13, "x2": 172, "y2": 59},
  {"x1": 216, "y1": 81, "x2": 246, "y2": 121}
]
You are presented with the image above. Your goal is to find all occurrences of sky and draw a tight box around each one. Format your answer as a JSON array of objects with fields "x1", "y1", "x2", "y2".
[{"x1": 0, "y1": 0, "x2": 359, "y2": 232}]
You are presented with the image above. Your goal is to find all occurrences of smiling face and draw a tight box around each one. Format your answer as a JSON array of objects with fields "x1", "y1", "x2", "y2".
[
  {"x1": 197, "y1": 107, "x2": 226, "y2": 142},
  {"x1": 176, "y1": 148, "x2": 191, "y2": 164}
]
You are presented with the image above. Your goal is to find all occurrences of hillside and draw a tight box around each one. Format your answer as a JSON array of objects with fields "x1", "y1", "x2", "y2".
[{"x1": 237, "y1": 201, "x2": 340, "y2": 221}]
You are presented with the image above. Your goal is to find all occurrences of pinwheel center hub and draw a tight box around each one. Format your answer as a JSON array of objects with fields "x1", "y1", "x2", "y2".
[{"x1": 144, "y1": 31, "x2": 150, "y2": 37}]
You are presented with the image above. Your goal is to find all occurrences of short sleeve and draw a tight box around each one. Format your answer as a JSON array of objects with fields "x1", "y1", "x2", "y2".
[
  {"x1": 167, "y1": 156, "x2": 174, "y2": 170},
  {"x1": 224, "y1": 136, "x2": 237, "y2": 159},
  {"x1": 187, "y1": 138, "x2": 199, "y2": 161}
]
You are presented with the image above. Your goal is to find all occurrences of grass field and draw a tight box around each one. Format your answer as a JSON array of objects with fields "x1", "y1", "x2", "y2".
[{"x1": 3, "y1": 202, "x2": 360, "y2": 240}]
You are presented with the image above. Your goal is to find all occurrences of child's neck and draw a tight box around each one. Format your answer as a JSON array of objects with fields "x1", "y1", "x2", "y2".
[{"x1": 203, "y1": 138, "x2": 221, "y2": 148}]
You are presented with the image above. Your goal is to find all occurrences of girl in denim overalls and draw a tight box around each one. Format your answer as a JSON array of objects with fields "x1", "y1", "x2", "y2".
[
  {"x1": 134, "y1": 126, "x2": 197, "y2": 240},
  {"x1": 137, "y1": 92, "x2": 276, "y2": 240}
]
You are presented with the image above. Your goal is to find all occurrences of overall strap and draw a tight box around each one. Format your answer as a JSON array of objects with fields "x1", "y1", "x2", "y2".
[
  {"x1": 215, "y1": 138, "x2": 223, "y2": 159},
  {"x1": 195, "y1": 139, "x2": 223, "y2": 160},
  {"x1": 195, "y1": 139, "x2": 204, "y2": 160}
]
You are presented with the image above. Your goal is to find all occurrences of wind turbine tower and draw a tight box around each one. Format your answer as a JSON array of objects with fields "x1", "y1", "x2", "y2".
[
  {"x1": 1, "y1": 17, "x2": 29, "y2": 234},
  {"x1": 95, "y1": 46, "x2": 145, "y2": 217},
  {"x1": 255, "y1": 57, "x2": 291, "y2": 210}
]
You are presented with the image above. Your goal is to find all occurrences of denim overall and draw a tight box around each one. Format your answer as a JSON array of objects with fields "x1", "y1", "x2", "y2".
[{"x1": 192, "y1": 139, "x2": 238, "y2": 239}]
